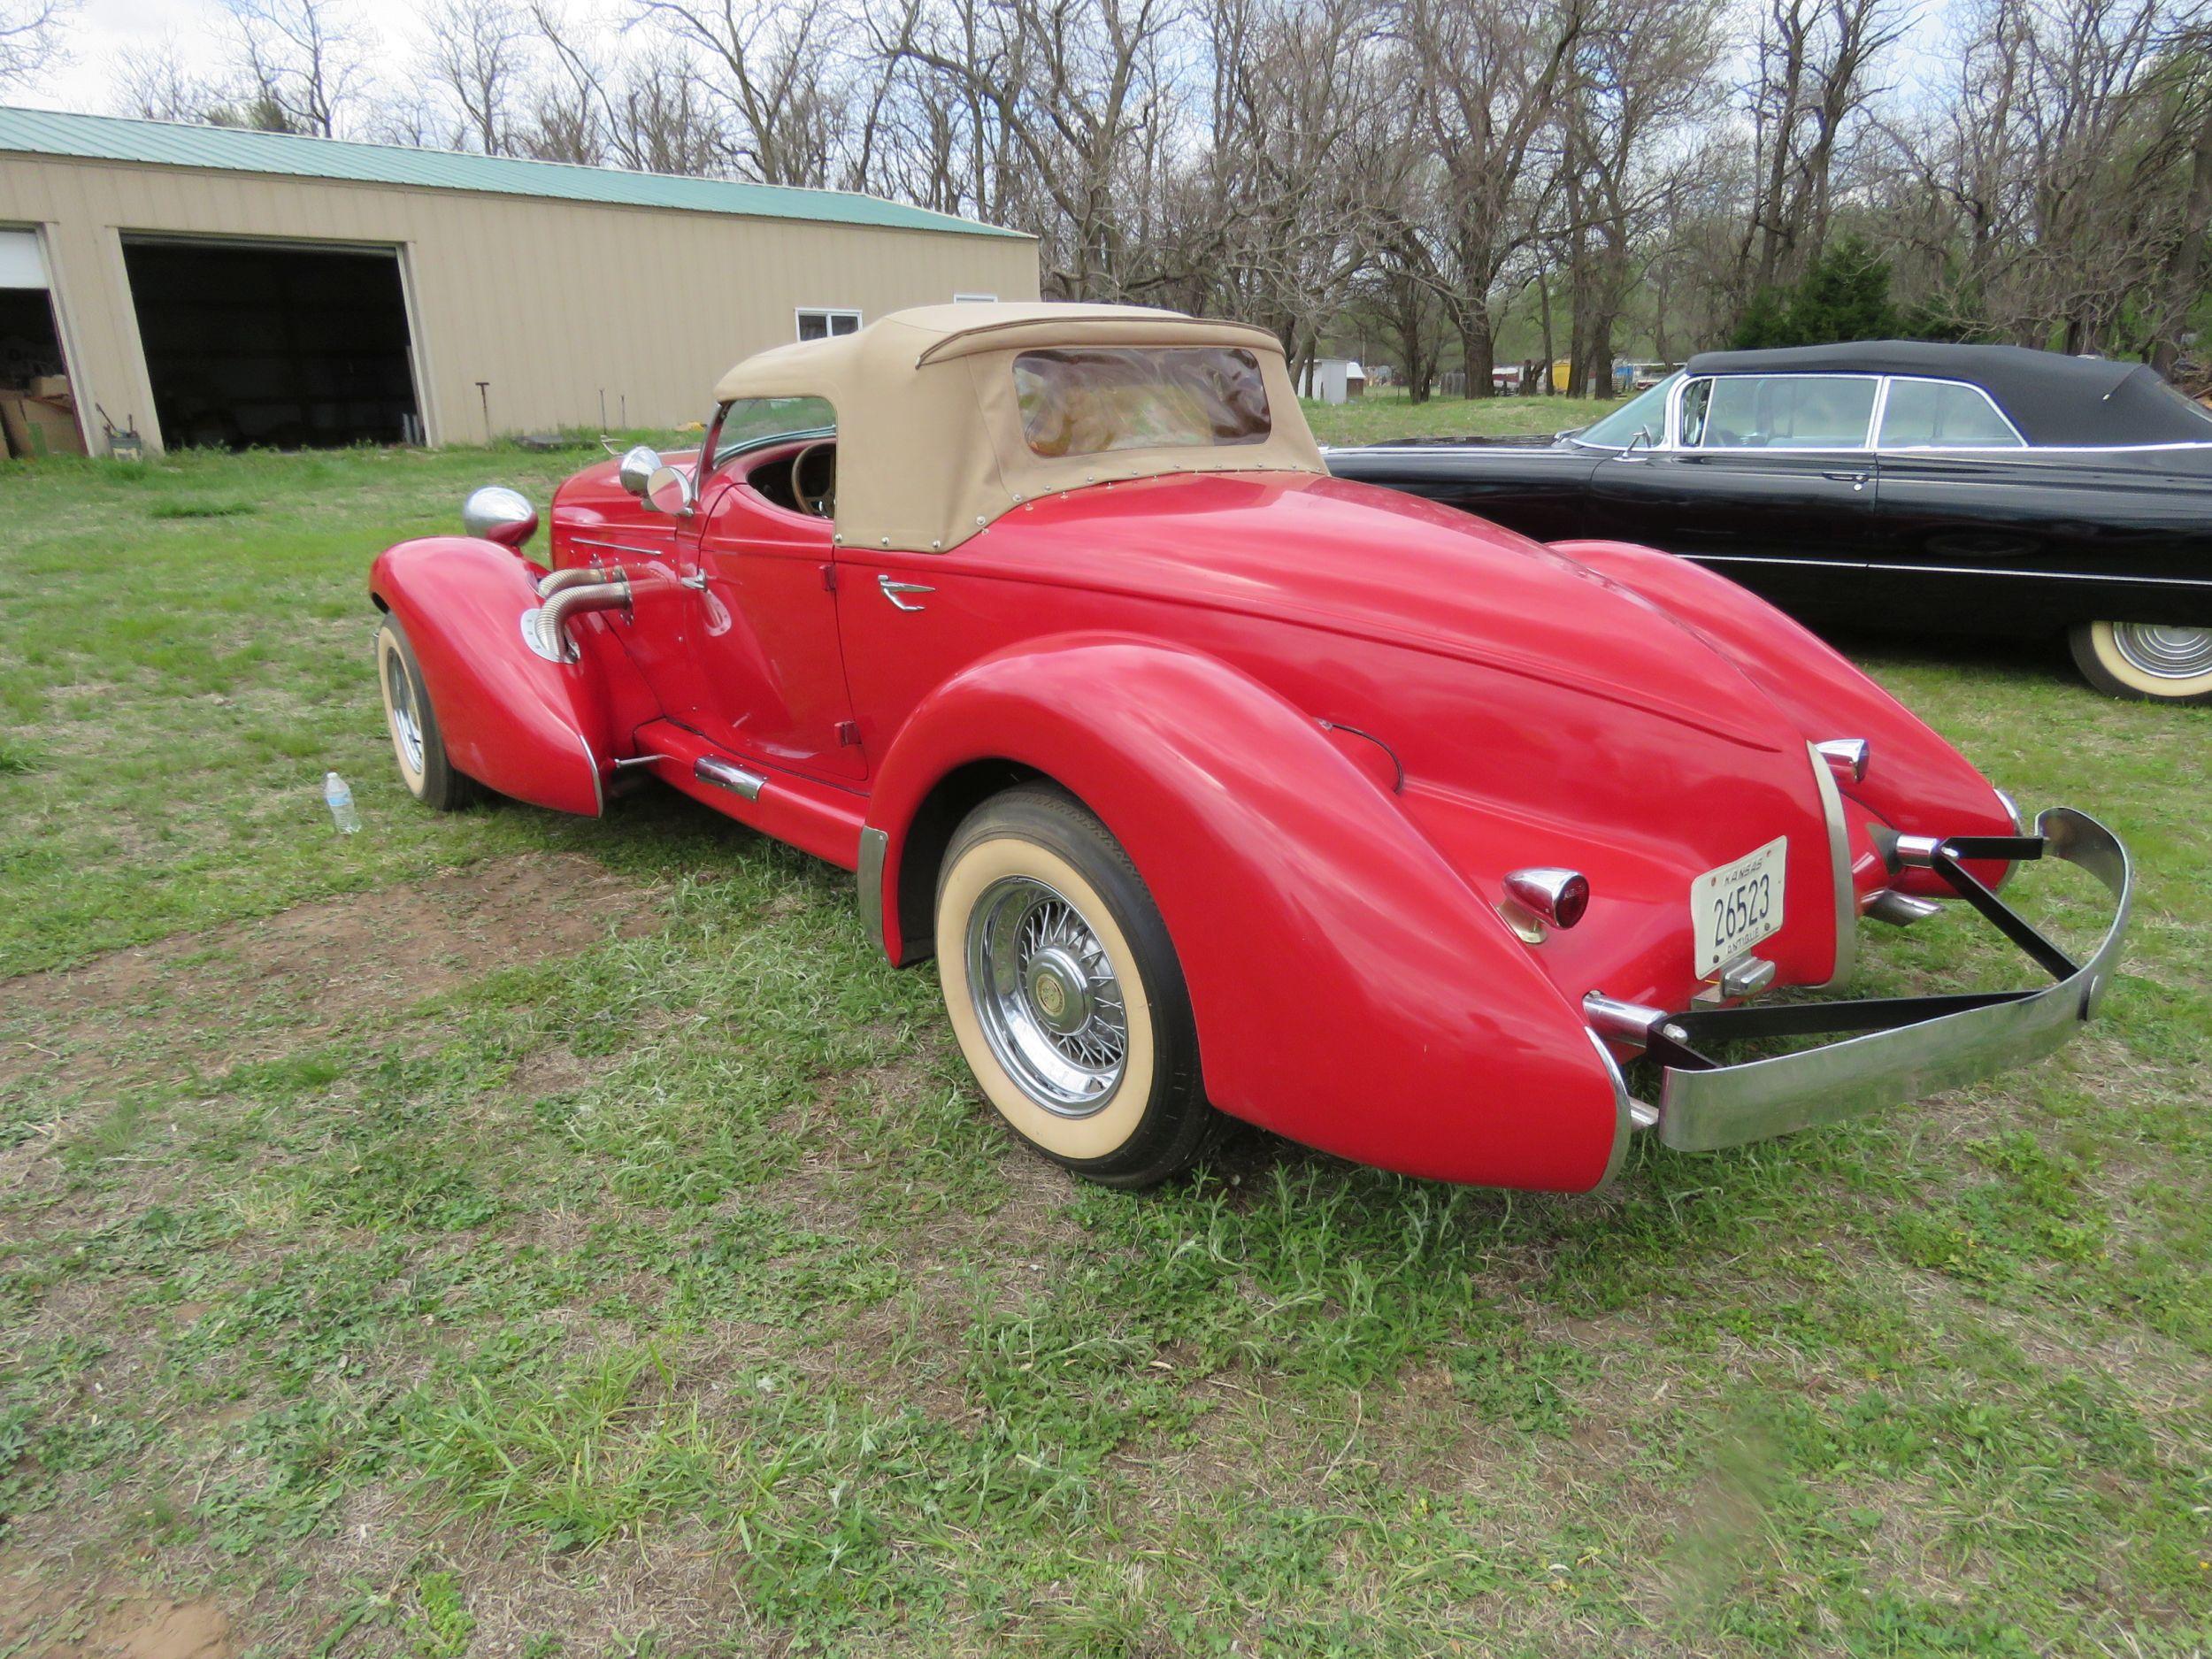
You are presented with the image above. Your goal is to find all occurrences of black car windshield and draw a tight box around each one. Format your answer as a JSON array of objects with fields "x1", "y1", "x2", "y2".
[{"x1": 1571, "y1": 373, "x2": 1677, "y2": 449}]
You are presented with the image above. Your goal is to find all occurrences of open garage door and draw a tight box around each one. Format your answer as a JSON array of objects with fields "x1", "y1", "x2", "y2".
[
  {"x1": 1, "y1": 227, "x2": 86, "y2": 458},
  {"x1": 122, "y1": 236, "x2": 422, "y2": 450}
]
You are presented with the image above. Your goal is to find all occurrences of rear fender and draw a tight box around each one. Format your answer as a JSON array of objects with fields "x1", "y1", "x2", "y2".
[
  {"x1": 868, "y1": 634, "x2": 1624, "y2": 1192},
  {"x1": 370, "y1": 536, "x2": 621, "y2": 816},
  {"x1": 1553, "y1": 539, "x2": 2017, "y2": 892}
]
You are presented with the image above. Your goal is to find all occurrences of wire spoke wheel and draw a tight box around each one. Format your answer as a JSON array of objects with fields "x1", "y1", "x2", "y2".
[
  {"x1": 375, "y1": 617, "x2": 480, "y2": 810},
  {"x1": 384, "y1": 646, "x2": 426, "y2": 776},
  {"x1": 964, "y1": 874, "x2": 1130, "y2": 1115}
]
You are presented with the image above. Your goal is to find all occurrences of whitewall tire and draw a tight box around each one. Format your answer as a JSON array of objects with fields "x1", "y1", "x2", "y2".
[
  {"x1": 934, "y1": 785, "x2": 1212, "y2": 1187},
  {"x1": 2068, "y1": 621, "x2": 2212, "y2": 704},
  {"x1": 376, "y1": 617, "x2": 481, "y2": 810}
]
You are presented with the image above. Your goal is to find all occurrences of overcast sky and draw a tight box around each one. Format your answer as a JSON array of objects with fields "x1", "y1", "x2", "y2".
[{"x1": 15, "y1": 0, "x2": 1965, "y2": 142}]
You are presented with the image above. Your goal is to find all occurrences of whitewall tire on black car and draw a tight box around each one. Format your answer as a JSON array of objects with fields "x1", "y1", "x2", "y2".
[{"x1": 2069, "y1": 621, "x2": 2212, "y2": 704}]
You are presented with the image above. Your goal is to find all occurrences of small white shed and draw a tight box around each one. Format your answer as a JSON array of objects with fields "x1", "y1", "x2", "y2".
[{"x1": 1298, "y1": 357, "x2": 1368, "y2": 404}]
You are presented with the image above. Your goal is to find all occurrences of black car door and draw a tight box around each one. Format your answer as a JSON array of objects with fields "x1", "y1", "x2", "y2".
[
  {"x1": 1589, "y1": 372, "x2": 1884, "y2": 618},
  {"x1": 1870, "y1": 378, "x2": 2212, "y2": 634}
]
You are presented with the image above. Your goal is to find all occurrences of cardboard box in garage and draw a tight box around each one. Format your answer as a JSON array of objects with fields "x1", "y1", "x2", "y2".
[{"x1": 0, "y1": 389, "x2": 86, "y2": 457}]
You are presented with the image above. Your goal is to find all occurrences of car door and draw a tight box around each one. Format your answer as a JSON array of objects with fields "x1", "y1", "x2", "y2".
[
  {"x1": 1870, "y1": 380, "x2": 2212, "y2": 634},
  {"x1": 1866, "y1": 376, "x2": 2108, "y2": 633},
  {"x1": 1589, "y1": 372, "x2": 1883, "y2": 617},
  {"x1": 675, "y1": 421, "x2": 866, "y2": 782}
]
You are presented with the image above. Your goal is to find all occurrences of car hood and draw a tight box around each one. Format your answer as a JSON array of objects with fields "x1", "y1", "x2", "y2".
[{"x1": 982, "y1": 468, "x2": 1788, "y2": 752}]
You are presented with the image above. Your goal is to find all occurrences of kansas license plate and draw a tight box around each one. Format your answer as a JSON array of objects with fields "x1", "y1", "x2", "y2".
[{"x1": 1692, "y1": 837, "x2": 1786, "y2": 978}]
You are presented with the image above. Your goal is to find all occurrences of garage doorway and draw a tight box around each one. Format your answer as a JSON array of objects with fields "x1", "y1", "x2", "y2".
[
  {"x1": 121, "y1": 236, "x2": 423, "y2": 450},
  {"x1": 1, "y1": 227, "x2": 86, "y2": 458}
]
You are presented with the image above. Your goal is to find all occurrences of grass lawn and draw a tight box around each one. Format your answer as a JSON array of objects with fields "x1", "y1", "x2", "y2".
[
  {"x1": 0, "y1": 427, "x2": 2206, "y2": 1657},
  {"x1": 1302, "y1": 388, "x2": 1623, "y2": 447}
]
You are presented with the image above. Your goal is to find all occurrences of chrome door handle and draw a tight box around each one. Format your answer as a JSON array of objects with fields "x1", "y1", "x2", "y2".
[
  {"x1": 1823, "y1": 470, "x2": 1870, "y2": 490},
  {"x1": 878, "y1": 574, "x2": 933, "y2": 611}
]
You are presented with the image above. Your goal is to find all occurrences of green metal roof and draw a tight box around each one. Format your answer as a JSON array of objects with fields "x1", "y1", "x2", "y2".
[{"x1": 0, "y1": 105, "x2": 1029, "y2": 240}]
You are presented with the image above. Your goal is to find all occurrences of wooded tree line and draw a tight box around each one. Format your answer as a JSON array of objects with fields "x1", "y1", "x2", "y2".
[{"x1": 8, "y1": 0, "x2": 2212, "y2": 395}]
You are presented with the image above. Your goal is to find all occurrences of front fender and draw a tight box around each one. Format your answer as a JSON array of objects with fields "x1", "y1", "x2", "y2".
[
  {"x1": 868, "y1": 635, "x2": 1624, "y2": 1192},
  {"x1": 1552, "y1": 540, "x2": 2018, "y2": 890},
  {"x1": 369, "y1": 537, "x2": 612, "y2": 817}
]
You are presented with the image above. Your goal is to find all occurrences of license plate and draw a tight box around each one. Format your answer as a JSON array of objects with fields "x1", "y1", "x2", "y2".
[{"x1": 1692, "y1": 837, "x2": 1786, "y2": 978}]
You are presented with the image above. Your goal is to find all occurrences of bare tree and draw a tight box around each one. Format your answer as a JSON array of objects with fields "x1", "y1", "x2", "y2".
[
  {"x1": 113, "y1": 37, "x2": 227, "y2": 121},
  {"x1": 892, "y1": 0, "x2": 1185, "y2": 298},
  {"x1": 1393, "y1": 0, "x2": 1585, "y2": 395},
  {"x1": 1738, "y1": 0, "x2": 1909, "y2": 296},
  {"x1": 223, "y1": 0, "x2": 376, "y2": 136},
  {"x1": 636, "y1": 0, "x2": 853, "y2": 185},
  {"x1": 1888, "y1": 0, "x2": 2204, "y2": 353},
  {"x1": 422, "y1": 0, "x2": 534, "y2": 154},
  {"x1": 2147, "y1": 15, "x2": 2212, "y2": 373},
  {"x1": 1557, "y1": 0, "x2": 1722, "y2": 392},
  {"x1": 0, "y1": 0, "x2": 65, "y2": 90}
]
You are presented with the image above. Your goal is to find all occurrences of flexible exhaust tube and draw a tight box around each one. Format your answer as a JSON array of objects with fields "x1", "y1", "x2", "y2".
[
  {"x1": 526, "y1": 572, "x2": 631, "y2": 659},
  {"x1": 539, "y1": 565, "x2": 613, "y2": 598}
]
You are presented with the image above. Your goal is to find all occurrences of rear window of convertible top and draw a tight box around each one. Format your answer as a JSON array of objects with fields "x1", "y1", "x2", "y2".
[{"x1": 1013, "y1": 347, "x2": 1272, "y2": 458}]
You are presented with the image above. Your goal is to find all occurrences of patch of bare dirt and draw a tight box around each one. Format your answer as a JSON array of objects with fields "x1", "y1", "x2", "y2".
[
  {"x1": 0, "y1": 853, "x2": 664, "y2": 1095},
  {"x1": 0, "y1": 1556, "x2": 234, "y2": 1659}
]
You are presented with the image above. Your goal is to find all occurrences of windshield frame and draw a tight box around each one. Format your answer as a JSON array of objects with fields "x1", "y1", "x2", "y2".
[
  {"x1": 1566, "y1": 372, "x2": 1679, "y2": 451},
  {"x1": 710, "y1": 395, "x2": 839, "y2": 470}
]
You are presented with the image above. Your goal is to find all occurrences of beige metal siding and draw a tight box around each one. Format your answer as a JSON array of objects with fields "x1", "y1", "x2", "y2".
[{"x1": 0, "y1": 151, "x2": 1039, "y2": 451}]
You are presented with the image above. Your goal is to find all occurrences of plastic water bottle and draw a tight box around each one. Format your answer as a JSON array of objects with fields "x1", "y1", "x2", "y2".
[{"x1": 324, "y1": 772, "x2": 361, "y2": 834}]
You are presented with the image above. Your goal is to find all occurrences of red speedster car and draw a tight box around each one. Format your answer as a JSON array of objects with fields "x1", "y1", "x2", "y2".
[{"x1": 369, "y1": 303, "x2": 2131, "y2": 1193}]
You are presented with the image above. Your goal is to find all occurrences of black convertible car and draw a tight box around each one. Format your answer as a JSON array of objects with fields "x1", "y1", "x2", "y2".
[{"x1": 1327, "y1": 340, "x2": 2212, "y2": 703}]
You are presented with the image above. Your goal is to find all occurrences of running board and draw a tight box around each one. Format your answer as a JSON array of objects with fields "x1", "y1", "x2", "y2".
[{"x1": 632, "y1": 718, "x2": 867, "y2": 871}]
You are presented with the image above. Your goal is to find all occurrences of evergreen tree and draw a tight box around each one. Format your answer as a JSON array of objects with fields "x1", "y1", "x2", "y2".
[{"x1": 1730, "y1": 236, "x2": 1901, "y2": 348}]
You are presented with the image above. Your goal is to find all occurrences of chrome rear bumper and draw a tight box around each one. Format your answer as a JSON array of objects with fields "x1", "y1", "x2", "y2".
[{"x1": 1591, "y1": 808, "x2": 2131, "y2": 1156}]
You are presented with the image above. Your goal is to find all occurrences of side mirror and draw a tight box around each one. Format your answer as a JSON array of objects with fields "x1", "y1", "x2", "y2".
[
  {"x1": 643, "y1": 464, "x2": 695, "y2": 517},
  {"x1": 617, "y1": 444, "x2": 661, "y2": 495},
  {"x1": 462, "y1": 485, "x2": 538, "y2": 548}
]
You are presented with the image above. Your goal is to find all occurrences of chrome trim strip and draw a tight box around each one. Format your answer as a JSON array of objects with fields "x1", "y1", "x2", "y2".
[
  {"x1": 1682, "y1": 553, "x2": 2212, "y2": 588},
  {"x1": 856, "y1": 825, "x2": 890, "y2": 951},
  {"x1": 1809, "y1": 741, "x2": 1857, "y2": 990},
  {"x1": 1870, "y1": 439, "x2": 2212, "y2": 455},
  {"x1": 1589, "y1": 1029, "x2": 1646, "y2": 1192},
  {"x1": 1655, "y1": 808, "x2": 2131, "y2": 1154},
  {"x1": 695, "y1": 757, "x2": 765, "y2": 800},
  {"x1": 580, "y1": 733, "x2": 603, "y2": 816},
  {"x1": 569, "y1": 535, "x2": 666, "y2": 557}
]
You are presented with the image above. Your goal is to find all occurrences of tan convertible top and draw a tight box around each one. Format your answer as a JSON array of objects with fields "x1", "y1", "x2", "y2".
[{"x1": 710, "y1": 302, "x2": 1326, "y2": 554}]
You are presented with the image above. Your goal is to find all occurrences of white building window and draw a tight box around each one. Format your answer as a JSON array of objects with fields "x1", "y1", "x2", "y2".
[
  {"x1": 796, "y1": 308, "x2": 861, "y2": 342},
  {"x1": 954, "y1": 292, "x2": 997, "y2": 303}
]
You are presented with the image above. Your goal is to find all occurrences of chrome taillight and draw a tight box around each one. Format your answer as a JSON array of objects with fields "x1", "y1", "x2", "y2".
[{"x1": 1504, "y1": 867, "x2": 1590, "y2": 930}]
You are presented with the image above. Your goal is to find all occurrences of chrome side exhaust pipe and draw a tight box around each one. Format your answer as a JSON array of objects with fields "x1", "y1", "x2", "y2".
[
  {"x1": 538, "y1": 565, "x2": 614, "y2": 599},
  {"x1": 523, "y1": 572, "x2": 631, "y2": 661}
]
